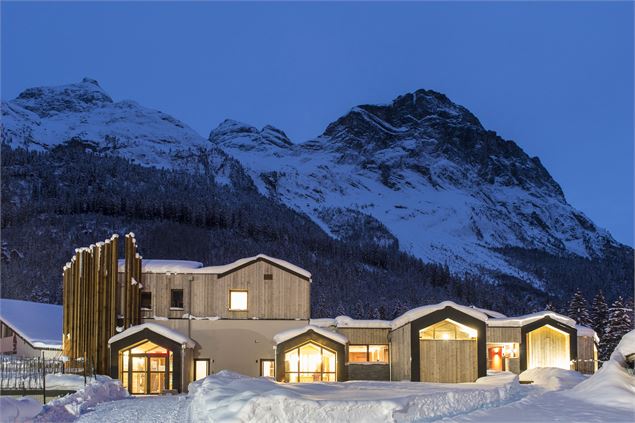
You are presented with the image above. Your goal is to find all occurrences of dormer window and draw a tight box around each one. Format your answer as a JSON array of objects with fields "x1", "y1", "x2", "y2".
[{"x1": 229, "y1": 290, "x2": 248, "y2": 311}]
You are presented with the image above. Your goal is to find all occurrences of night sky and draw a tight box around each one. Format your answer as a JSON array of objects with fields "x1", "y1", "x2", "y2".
[{"x1": 2, "y1": 1, "x2": 632, "y2": 246}]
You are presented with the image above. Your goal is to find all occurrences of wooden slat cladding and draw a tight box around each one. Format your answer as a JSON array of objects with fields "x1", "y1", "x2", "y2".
[
  {"x1": 486, "y1": 327, "x2": 521, "y2": 343},
  {"x1": 337, "y1": 328, "x2": 389, "y2": 345},
  {"x1": 135, "y1": 260, "x2": 310, "y2": 319},
  {"x1": 420, "y1": 339, "x2": 477, "y2": 383},
  {"x1": 576, "y1": 336, "x2": 597, "y2": 374},
  {"x1": 390, "y1": 324, "x2": 411, "y2": 381},
  {"x1": 62, "y1": 233, "x2": 141, "y2": 375}
]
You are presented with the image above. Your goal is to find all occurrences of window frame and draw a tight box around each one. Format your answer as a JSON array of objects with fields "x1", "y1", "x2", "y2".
[
  {"x1": 347, "y1": 344, "x2": 390, "y2": 364},
  {"x1": 170, "y1": 289, "x2": 184, "y2": 310},
  {"x1": 228, "y1": 289, "x2": 248, "y2": 311}
]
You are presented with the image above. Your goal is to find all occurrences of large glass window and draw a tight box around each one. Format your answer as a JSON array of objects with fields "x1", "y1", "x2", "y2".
[
  {"x1": 284, "y1": 342, "x2": 337, "y2": 382},
  {"x1": 420, "y1": 319, "x2": 478, "y2": 340},
  {"x1": 118, "y1": 340, "x2": 173, "y2": 394},
  {"x1": 348, "y1": 345, "x2": 389, "y2": 363},
  {"x1": 229, "y1": 290, "x2": 248, "y2": 311}
]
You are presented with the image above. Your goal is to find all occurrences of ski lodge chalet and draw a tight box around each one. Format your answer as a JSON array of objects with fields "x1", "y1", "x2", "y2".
[{"x1": 61, "y1": 234, "x2": 599, "y2": 395}]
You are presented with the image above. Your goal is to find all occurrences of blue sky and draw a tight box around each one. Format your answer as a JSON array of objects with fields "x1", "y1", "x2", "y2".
[{"x1": 2, "y1": 1, "x2": 633, "y2": 246}]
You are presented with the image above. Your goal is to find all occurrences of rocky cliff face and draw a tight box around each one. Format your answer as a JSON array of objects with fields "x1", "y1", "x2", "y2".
[
  {"x1": 1, "y1": 79, "x2": 627, "y2": 293},
  {"x1": 209, "y1": 89, "x2": 620, "y2": 287}
]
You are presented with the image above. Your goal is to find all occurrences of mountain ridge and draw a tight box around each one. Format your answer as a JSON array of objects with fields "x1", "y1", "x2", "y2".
[{"x1": 1, "y1": 78, "x2": 631, "y2": 298}]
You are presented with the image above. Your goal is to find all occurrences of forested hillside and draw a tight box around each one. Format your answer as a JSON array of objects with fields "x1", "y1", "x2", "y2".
[{"x1": 1, "y1": 144, "x2": 551, "y2": 317}]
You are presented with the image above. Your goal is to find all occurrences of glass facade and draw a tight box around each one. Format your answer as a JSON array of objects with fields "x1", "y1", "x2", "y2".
[
  {"x1": 348, "y1": 345, "x2": 389, "y2": 363},
  {"x1": 118, "y1": 340, "x2": 173, "y2": 394},
  {"x1": 420, "y1": 319, "x2": 478, "y2": 341},
  {"x1": 284, "y1": 342, "x2": 337, "y2": 382}
]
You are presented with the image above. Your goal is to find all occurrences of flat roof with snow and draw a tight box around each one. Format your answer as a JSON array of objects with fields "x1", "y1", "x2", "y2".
[{"x1": 0, "y1": 298, "x2": 63, "y2": 349}]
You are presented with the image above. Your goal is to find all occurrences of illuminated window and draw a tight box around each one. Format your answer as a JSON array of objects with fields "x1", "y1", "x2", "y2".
[
  {"x1": 420, "y1": 319, "x2": 478, "y2": 340},
  {"x1": 229, "y1": 290, "x2": 248, "y2": 311},
  {"x1": 260, "y1": 359, "x2": 275, "y2": 377},
  {"x1": 348, "y1": 345, "x2": 389, "y2": 363},
  {"x1": 194, "y1": 359, "x2": 209, "y2": 381},
  {"x1": 118, "y1": 340, "x2": 173, "y2": 395},
  {"x1": 284, "y1": 342, "x2": 336, "y2": 382}
]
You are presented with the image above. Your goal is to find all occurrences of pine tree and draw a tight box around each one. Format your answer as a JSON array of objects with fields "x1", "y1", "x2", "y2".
[
  {"x1": 545, "y1": 303, "x2": 557, "y2": 312},
  {"x1": 567, "y1": 289, "x2": 591, "y2": 326},
  {"x1": 590, "y1": 290, "x2": 609, "y2": 344},
  {"x1": 335, "y1": 302, "x2": 347, "y2": 317},
  {"x1": 603, "y1": 297, "x2": 633, "y2": 360}
]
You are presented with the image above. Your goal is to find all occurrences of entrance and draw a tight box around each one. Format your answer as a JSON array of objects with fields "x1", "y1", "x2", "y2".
[{"x1": 119, "y1": 340, "x2": 173, "y2": 394}]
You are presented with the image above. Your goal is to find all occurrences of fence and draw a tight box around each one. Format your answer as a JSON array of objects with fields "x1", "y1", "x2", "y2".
[{"x1": 0, "y1": 354, "x2": 93, "y2": 392}]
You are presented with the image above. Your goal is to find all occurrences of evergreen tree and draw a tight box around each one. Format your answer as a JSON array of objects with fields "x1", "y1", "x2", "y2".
[
  {"x1": 335, "y1": 302, "x2": 347, "y2": 317},
  {"x1": 590, "y1": 290, "x2": 609, "y2": 343},
  {"x1": 567, "y1": 289, "x2": 591, "y2": 326},
  {"x1": 603, "y1": 297, "x2": 633, "y2": 360}
]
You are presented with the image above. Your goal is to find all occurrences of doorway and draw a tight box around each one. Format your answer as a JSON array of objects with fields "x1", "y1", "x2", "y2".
[{"x1": 119, "y1": 340, "x2": 173, "y2": 394}]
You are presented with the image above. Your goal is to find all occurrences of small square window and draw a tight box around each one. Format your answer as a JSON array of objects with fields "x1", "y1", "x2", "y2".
[
  {"x1": 140, "y1": 292, "x2": 152, "y2": 310},
  {"x1": 171, "y1": 289, "x2": 184, "y2": 309},
  {"x1": 229, "y1": 290, "x2": 248, "y2": 311}
]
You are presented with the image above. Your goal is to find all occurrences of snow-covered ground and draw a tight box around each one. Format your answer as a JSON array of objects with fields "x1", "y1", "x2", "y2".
[{"x1": 6, "y1": 330, "x2": 632, "y2": 423}]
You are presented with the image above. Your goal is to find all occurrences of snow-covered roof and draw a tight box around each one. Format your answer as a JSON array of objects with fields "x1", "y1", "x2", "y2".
[
  {"x1": 119, "y1": 254, "x2": 311, "y2": 279},
  {"x1": 273, "y1": 325, "x2": 348, "y2": 345},
  {"x1": 118, "y1": 259, "x2": 203, "y2": 273},
  {"x1": 487, "y1": 311, "x2": 576, "y2": 329},
  {"x1": 309, "y1": 316, "x2": 391, "y2": 329},
  {"x1": 309, "y1": 318, "x2": 336, "y2": 328},
  {"x1": 470, "y1": 306, "x2": 507, "y2": 319},
  {"x1": 391, "y1": 301, "x2": 489, "y2": 330},
  {"x1": 576, "y1": 325, "x2": 600, "y2": 343},
  {"x1": 108, "y1": 323, "x2": 196, "y2": 348},
  {"x1": 0, "y1": 299, "x2": 62, "y2": 349}
]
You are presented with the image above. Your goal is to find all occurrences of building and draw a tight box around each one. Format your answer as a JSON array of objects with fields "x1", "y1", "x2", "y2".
[
  {"x1": 0, "y1": 298, "x2": 63, "y2": 358},
  {"x1": 105, "y1": 254, "x2": 599, "y2": 395}
]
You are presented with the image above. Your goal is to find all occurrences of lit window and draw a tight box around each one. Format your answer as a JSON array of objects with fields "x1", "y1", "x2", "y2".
[
  {"x1": 284, "y1": 342, "x2": 336, "y2": 382},
  {"x1": 194, "y1": 359, "x2": 209, "y2": 381},
  {"x1": 348, "y1": 345, "x2": 389, "y2": 363},
  {"x1": 420, "y1": 319, "x2": 477, "y2": 340},
  {"x1": 261, "y1": 359, "x2": 275, "y2": 377},
  {"x1": 229, "y1": 290, "x2": 248, "y2": 311}
]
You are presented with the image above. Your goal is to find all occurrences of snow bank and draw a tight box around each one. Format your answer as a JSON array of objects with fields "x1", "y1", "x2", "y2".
[
  {"x1": 519, "y1": 368, "x2": 586, "y2": 390},
  {"x1": 392, "y1": 301, "x2": 488, "y2": 330},
  {"x1": 0, "y1": 298, "x2": 63, "y2": 349},
  {"x1": 273, "y1": 326, "x2": 348, "y2": 345},
  {"x1": 35, "y1": 376, "x2": 128, "y2": 421},
  {"x1": 0, "y1": 397, "x2": 43, "y2": 422},
  {"x1": 108, "y1": 322, "x2": 195, "y2": 348},
  {"x1": 187, "y1": 370, "x2": 519, "y2": 423},
  {"x1": 565, "y1": 330, "x2": 635, "y2": 409}
]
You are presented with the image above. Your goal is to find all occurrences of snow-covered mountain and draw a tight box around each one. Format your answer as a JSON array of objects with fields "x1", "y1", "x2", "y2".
[
  {"x1": 1, "y1": 79, "x2": 625, "y2": 290},
  {"x1": 208, "y1": 90, "x2": 621, "y2": 287}
]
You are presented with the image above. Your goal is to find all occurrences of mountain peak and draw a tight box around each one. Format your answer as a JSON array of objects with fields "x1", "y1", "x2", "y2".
[
  {"x1": 14, "y1": 78, "x2": 113, "y2": 117},
  {"x1": 209, "y1": 120, "x2": 292, "y2": 151}
]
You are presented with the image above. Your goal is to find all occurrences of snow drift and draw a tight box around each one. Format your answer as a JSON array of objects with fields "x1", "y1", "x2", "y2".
[
  {"x1": 518, "y1": 367, "x2": 587, "y2": 391},
  {"x1": 35, "y1": 376, "x2": 128, "y2": 421},
  {"x1": 0, "y1": 397, "x2": 43, "y2": 423},
  {"x1": 187, "y1": 370, "x2": 519, "y2": 423},
  {"x1": 565, "y1": 329, "x2": 635, "y2": 409}
]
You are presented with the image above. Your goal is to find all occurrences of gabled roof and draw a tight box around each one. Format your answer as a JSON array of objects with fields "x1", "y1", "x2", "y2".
[
  {"x1": 119, "y1": 254, "x2": 311, "y2": 280},
  {"x1": 108, "y1": 322, "x2": 196, "y2": 348},
  {"x1": 391, "y1": 301, "x2": 489, "y2": 330},
  {"x1": 0, "y1": 299, "x2": 62, "y2": 349},
  {"x1": 273, "y1": 325, "x2": 348, "y2": 345},
  {"x1": 487, "y1": 311, "x2": 576, "y2": 329}
]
